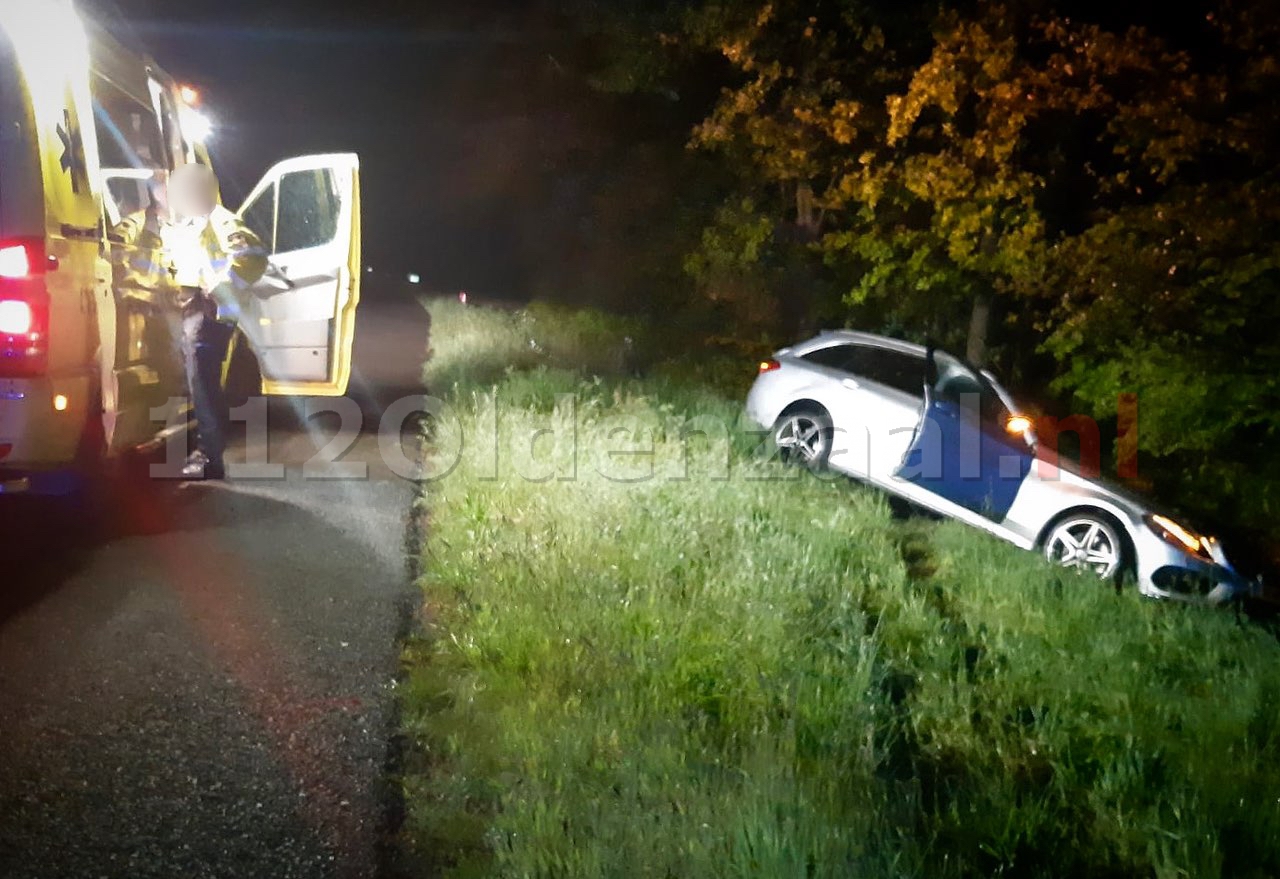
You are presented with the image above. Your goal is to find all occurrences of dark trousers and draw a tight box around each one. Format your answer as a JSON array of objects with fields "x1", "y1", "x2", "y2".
[{"x1": 181, "y1": 292, "x2": 233, "y2": 464}]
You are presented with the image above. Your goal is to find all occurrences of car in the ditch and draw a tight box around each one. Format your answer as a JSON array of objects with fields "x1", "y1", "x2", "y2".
[{"x1": 745, "y1": 329, "x2": 1260, "y2": 605}]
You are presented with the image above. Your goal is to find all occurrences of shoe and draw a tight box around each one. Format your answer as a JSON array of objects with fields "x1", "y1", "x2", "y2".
[{"x1": 181, "y1": 451, "x2": 226, "y2": 481}]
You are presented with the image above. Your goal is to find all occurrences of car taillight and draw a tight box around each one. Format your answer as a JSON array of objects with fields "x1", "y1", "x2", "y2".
[
  {"x1": 0, "y1": 239, "x2": 50, "y2": 377},
  {"x1": 758, "y1": 359, "x2": 781, "y2": 374}
]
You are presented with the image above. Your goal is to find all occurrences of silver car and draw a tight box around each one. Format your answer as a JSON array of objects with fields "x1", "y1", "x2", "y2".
[{"x1": 745, "y1": 330, "x2": 1258, "y2": 604}]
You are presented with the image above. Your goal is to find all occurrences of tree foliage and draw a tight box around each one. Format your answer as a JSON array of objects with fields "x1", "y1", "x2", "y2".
[
  {"x1": 565, "y1": 0, "x2": 1280, "y2": 538},
  {"x1": 1035, "y1": 6, "x2": 1280, "y2": 527},
  {"x1": 666, "y1": 0, "x2": 1280, "y2": 535}
]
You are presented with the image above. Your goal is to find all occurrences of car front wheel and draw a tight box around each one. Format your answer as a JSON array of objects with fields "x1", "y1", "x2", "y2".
[
  {"x1": 773, "y1": 408, "x2": 832, "y2": 469},
  {"x1": 1044, "y1": 514, "x2": 1126, "y2": 580}
]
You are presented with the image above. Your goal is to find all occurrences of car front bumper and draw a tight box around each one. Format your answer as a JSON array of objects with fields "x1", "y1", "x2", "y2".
[{"x1": 1133, "y1": 526, "x2": 1259, "y2": 605}]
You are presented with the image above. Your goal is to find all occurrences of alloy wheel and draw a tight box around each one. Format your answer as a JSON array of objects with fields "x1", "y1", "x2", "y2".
[
  {"x1": 1044, "y1": 516, "x2": 1123, "y2": 579},
  {"x1": 774, "y1": 413, "x2": 828, "y2": 466}
]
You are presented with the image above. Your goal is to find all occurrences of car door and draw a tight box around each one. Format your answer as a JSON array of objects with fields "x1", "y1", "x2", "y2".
[
  {"x1": 233, "y1": 153, "x2": 360, "y2": 396},
  {"x1": 894, "y1": 348, "x2": 1034, "y2": 522},
  {"x1": 842, "y1": 345, "x2": 927, "y2": 482},
  {"x1": 795, "y1": 343, "x2": 880, "y2": 478}
]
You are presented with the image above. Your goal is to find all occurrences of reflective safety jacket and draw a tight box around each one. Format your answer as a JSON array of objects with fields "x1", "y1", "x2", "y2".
[
  {"x1": 164, "y1": 205, "x2": 269, "y2": 316},
  {"x1": 111, "y1": 208, "x2": 173, "y2": 295}
]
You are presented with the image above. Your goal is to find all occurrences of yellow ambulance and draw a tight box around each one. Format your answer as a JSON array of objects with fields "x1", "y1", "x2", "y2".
[{"x1": 0, "y1": 1, "x2": 361, "y2": 495}]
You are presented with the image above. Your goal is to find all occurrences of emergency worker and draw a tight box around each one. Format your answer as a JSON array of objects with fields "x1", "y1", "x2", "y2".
[{"x1": 165, "y1": 163, "x2": 267, "y2": 480}]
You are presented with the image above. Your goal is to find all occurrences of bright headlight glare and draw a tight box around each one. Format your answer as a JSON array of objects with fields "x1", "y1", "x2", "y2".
[
  {"x1": 1005, "y1": 414, "x2": 1033, "y2": 436},
  {"x1": 1147, "y1": 513, "x2": 1208, "y2": 558},
  {"x1": 180, "y1": 106, "x2": 213, "y2": 143}
]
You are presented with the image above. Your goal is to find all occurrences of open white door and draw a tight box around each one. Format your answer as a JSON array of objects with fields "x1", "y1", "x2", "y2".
[{"x1": 235, "y1": 153, "x2": 360, "y2": 396}]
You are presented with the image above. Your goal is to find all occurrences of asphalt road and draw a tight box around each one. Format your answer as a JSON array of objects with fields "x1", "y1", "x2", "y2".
[{"x1": 0, "y1": 293, "x2": 430, "y2": 879}]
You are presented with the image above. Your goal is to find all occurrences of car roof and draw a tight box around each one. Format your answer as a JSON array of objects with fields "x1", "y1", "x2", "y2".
[{"x1": 787, "y1": 329, "x2": 929, "y2": 358}]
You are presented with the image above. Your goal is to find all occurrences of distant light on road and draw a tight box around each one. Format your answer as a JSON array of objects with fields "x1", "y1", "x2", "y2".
[
  {"x1": 366, "y1": 265, "x2": 373, "y2": 273},
  {"x1": 407, "y1": 273, "x2": 421, "y2": 284}
]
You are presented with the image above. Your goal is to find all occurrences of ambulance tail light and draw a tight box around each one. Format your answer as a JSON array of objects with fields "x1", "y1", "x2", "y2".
[
  {"x1": 0, "y1": 301, "x2": 34, "y2": 335},
  {"x1": 0, "y1": 238, "x2": 50, "y2": 377},
  {"x1": 0, "y1": 238, "x2": 52, "y2": 279}
]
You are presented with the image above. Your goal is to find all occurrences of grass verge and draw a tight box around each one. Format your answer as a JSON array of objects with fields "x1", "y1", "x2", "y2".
[{"x1": 401, "y1": 298, "x2": 1280, "y2": 878}]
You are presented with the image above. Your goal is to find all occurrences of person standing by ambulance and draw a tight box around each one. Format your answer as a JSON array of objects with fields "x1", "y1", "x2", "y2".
[{"x1": 165, "y1": 163, "x2": 268, "y2": 480}]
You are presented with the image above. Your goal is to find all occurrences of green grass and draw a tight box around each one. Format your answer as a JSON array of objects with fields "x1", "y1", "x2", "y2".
[{"x1": 401, "y1": 298, "x2": 1280, "y2": 878}]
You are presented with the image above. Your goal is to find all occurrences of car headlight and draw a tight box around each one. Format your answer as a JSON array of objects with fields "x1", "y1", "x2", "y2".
[{"x1": 1145, "y1": 513, "x2": 1212, "y2": 561}]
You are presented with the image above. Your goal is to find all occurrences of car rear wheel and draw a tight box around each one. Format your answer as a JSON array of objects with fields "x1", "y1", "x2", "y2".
[
  {"x1": 1044, "y1": 514, "x2": 1126, "y2": 580},
  {"x1": 773, "y1": 408, "x2": 832, "y2": 469}
]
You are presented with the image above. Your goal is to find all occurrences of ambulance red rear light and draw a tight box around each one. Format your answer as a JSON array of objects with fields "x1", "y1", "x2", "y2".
[
  {"x1": 0, "y1": 245, "x2": 29, "y2": 279},
  {"x1": 0, "y1": 239, "x2": 49, "y2": 279},
  {"x1": 0, "y1": 300, "x2": 33, "y2": 335},
  {"x1": 0, "y1": 239, "x2": 50, "y2": 376},
  {"x1": 0, "y1": 298, "x2": 48, "y2": 376}
]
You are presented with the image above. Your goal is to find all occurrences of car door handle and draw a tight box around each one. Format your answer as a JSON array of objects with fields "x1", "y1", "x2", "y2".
[{"x1": 841, "y1": 378, "x2": 860, "y2": 390}]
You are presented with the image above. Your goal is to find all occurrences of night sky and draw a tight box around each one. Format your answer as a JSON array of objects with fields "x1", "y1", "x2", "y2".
[{"x1": 83, "y1": 0, "x2": 561, "y2": 294}]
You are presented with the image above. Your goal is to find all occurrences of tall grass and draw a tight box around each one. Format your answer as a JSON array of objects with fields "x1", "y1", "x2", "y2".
[{"x1": 403, "y1": 299, "x2": 1280, "y2": 878}]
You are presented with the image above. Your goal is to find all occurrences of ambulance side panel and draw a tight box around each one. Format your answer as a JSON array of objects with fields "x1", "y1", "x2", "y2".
[
  {"x1": 0, "y1": 28, "x2": 42, "y2": 240},
  {"x1": 0, "y1": 4, "x2": 104, "y2": 479}
]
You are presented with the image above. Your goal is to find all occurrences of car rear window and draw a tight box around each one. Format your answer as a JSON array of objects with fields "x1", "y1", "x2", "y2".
[
  {"x1": 848, "y1": 346, "x2": 923, "y2": 396},
  {"x1": 801, "y1": 344, "x2": 856, "y2": 371},
  {"x1": 802, "y1": 342, "x2": 924, "y2": 396}
]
